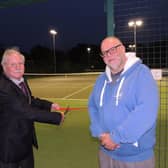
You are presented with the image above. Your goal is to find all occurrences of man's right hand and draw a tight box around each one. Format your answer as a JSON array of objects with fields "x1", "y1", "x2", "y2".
[{"x1": 100, "y1": 133, "x2": 120, "y2": 150}]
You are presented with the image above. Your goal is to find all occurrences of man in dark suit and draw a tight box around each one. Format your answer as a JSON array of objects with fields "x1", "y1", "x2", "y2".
[{"x1": 0, "y1": 48, "x2": 64, "y2": 168}]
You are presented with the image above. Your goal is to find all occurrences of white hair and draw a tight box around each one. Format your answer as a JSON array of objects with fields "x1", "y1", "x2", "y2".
[{"x1": 1, "y1": 48, "x2": 25, "y2": 66}]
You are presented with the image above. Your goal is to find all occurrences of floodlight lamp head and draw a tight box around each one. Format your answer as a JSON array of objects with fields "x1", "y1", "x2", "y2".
[
  {"x1": 128, "y1": 21, "x2": 135, "y2": 27},
  {"x1": 50, "y1": 29, "x2": 57, "y2": 35},
  {"x1": 136, "y1": 20, "x2": 143, "y2": 26}
]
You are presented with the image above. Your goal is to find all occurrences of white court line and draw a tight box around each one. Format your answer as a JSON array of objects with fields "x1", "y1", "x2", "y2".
[{"x1": 63, "y1": 84, "x2": 93, "y2": 99}]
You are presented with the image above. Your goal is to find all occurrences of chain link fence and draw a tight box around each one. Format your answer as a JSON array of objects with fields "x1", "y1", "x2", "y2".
[{"x1": 114, "y1": 0, "x2": 168, "y2": 167}]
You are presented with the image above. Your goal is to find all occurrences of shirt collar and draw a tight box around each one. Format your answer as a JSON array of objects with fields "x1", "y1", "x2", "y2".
[{"x1": 9, "y1": 77, "x2": 24, "y2": 86}]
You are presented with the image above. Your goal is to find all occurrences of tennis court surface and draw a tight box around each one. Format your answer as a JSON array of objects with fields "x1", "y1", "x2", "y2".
[
  {"x1": 27, "y1": 73, "x2": 168, "y2": 168},
  {"x1": 27, "y1": 73, "x2": 100, "y2": 168}
]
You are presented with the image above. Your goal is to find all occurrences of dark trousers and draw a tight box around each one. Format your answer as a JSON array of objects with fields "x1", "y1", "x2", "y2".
[{"x1": 0, "y1": 149, "x2": 34, "y2": 168}]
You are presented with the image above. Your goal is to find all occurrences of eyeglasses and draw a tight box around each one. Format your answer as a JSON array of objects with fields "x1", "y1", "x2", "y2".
[
  {"x1": 5, "y1": 62, "x2": 24, "y2": 68},
  {"x1": 100, "y1": 44, "x2": 122, "y2": 58}
]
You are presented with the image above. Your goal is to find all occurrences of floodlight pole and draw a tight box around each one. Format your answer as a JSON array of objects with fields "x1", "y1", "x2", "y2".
[
  {"x1": 87, "y1": 47, "x2": 91, "y2": 68},
  {"x1": 128, "y1": 20, "x2": 143, "y2": 53},
  {"x1": 49, "y1": 29, "x2": 57, "y2": 73}
]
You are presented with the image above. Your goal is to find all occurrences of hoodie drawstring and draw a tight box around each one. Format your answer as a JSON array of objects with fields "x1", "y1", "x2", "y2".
[
  {"x1": 99, "y1": 77, "x2": 125, "y2": 107},
  {"x1": 100, "y1": 80, "x2": 107, "y2": 107},
  {"x1": 116, "y1": 77, "x2": 125, "y2": 106}
]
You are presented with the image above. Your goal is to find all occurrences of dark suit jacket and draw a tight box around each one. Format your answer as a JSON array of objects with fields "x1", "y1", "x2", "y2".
[{"x1": 0, "y1": 74, "x2": 62, "y2": 163}]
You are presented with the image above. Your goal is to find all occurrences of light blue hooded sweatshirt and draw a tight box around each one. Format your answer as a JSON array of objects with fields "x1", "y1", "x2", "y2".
[{"x1": 88, "y1": 52, "x2": 159, "y2": 162}]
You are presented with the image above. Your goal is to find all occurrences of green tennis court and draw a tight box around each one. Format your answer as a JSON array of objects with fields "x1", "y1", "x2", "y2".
[
  {"x1": 28, "y1": 74, "x2": 99, "y2": 168},
  {"x1": 27, "y1": 74, "x2": 167, "y2": 168}
]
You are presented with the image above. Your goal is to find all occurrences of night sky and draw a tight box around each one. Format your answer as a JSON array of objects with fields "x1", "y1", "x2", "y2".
[{"x1": 0, "y1": 0, "x2": 107, "y2": 52}]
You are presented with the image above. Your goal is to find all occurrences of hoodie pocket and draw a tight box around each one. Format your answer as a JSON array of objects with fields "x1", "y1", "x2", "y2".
[{"x1": 112, "y1": 142, "x2": 140, "y2": 156}]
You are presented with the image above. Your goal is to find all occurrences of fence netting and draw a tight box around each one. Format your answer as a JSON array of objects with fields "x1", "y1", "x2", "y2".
[{"x1": 114, "y1": 0, "x2": 168, "y2": 167}]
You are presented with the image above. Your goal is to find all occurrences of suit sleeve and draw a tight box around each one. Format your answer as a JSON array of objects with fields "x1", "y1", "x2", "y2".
[
  {"x1": 0, "y1": 90, "x2": 62, "y2": 125},
  {"x1": 31, "y1": 96, "x2": 52, "y2": 110}
]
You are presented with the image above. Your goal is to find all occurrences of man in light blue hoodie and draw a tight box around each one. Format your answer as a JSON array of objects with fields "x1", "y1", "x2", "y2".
[{"x1": 88, "y1": 36, "x2": 159, "y2": 168}]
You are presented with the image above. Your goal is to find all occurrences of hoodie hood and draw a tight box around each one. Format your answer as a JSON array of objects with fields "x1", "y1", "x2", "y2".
[
  {"x1": 100, "y1": 52, "x2": 141, "y2": 107},
  {"x1": 105, "y1": 52, "x2": 141, "y2": 82}
]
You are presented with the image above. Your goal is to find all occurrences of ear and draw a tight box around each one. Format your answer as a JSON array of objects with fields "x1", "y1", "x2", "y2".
[{"x1": 121, "y1": 45, "x2": 126, "y2": 52}]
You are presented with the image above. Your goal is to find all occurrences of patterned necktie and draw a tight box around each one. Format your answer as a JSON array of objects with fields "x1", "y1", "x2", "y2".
[{"x1": 19, "y1": 82, "x2": 28, "y2": 96}]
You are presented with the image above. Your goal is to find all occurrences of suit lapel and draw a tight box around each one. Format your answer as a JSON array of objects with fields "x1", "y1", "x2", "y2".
[{"x1": 2, "y1": 74, "x2": 32, "y2": 104}]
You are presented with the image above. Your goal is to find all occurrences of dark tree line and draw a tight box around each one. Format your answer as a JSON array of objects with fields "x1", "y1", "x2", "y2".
[
  {"x1": 0, "y1": 44, "x2": 105, "y2": 73},
  {"x1": 0, "y1": 40, "x2": 167, "y2": 74}
]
